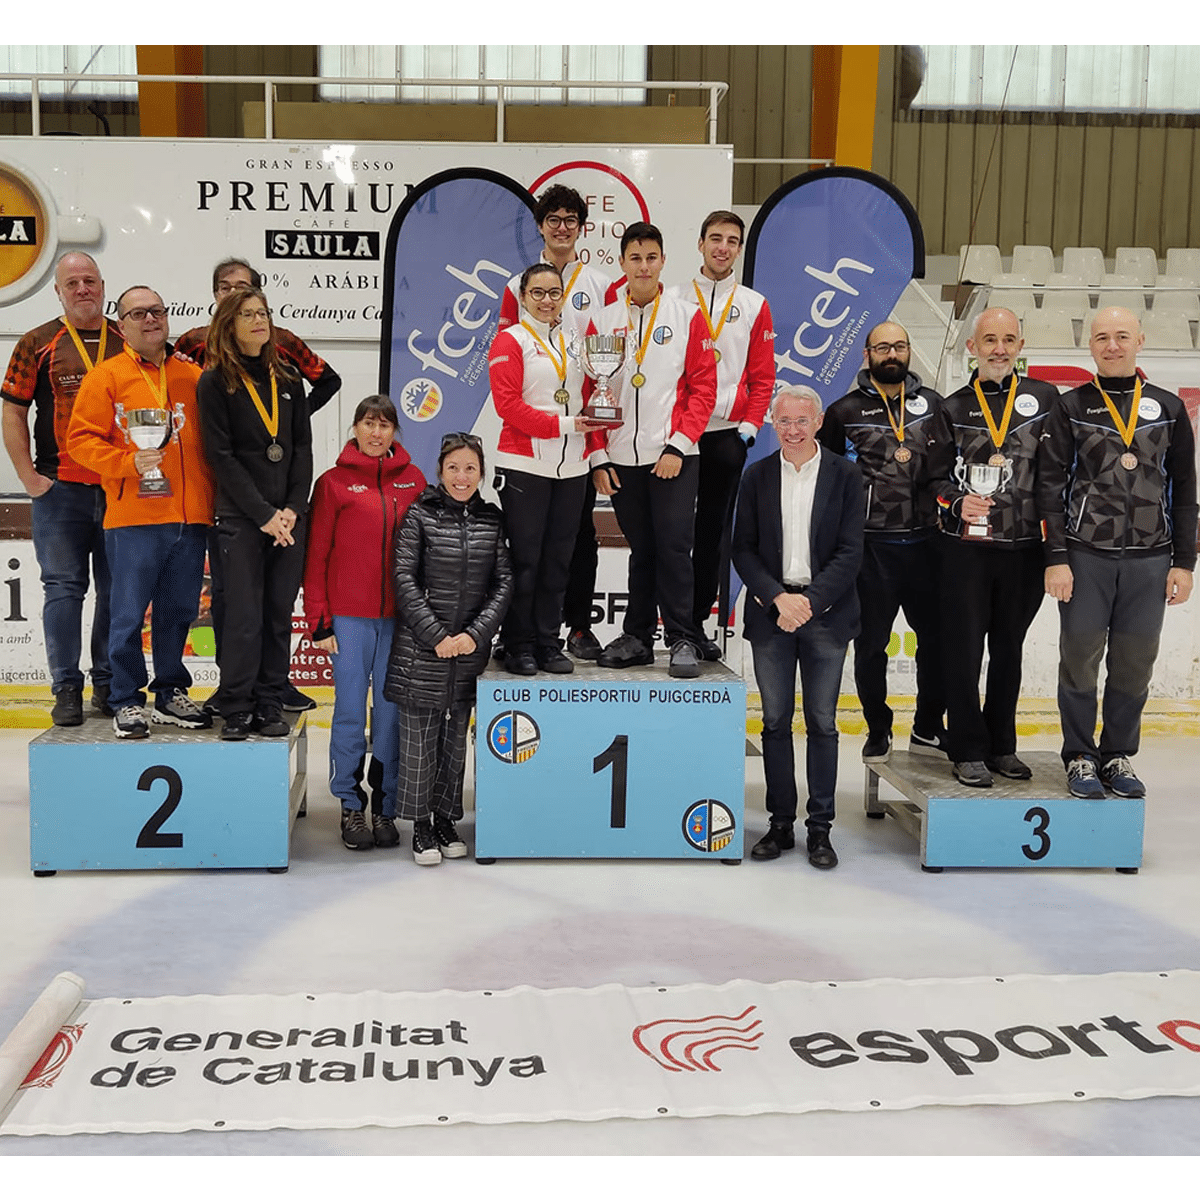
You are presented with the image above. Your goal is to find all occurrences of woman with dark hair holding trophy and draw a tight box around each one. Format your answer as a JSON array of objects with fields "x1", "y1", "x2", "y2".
[
  {"x1": 198, "y1": 287, "x2": 312, "y2": 741},
  {"x1": 487, "y1": 262, "x2": 610, "y2": 676}
]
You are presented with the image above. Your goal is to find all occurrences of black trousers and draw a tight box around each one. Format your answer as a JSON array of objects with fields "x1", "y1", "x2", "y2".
[
  {"x1": 562, "y1": 472, "x2": 599, "y2": 633},
  {"x1": 692, "y1": 427, "x2": 747, "y2": 632},
  {"x1": 212, "y1": 514, "x2": 306, "y2": 714},
  {"x1": 939, "y1": 538, "x2": 1045, "y2": 763},
  {"x1": 609, "y1": 457, "x2": 701, "y2": 647},
  {"x1": 854, "y1": 536, "x2": 945, "y2": 738},
  {"x1": 497, "y1": 468, "x2": 588, "y2": 654}
]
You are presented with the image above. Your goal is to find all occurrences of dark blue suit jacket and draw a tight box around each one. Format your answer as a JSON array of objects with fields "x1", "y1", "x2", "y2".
[{"x1": 732, "y1": 448, "x2": 865, "y2": 645}]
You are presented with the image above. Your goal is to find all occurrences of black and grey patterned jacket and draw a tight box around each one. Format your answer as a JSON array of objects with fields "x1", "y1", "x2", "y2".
[
  {"x1": 384, "y1": 485, "x2": 513, "y2": 711},
  {"x1": 1037, "y1": 374, "x2": 1197, "y2": 568}
]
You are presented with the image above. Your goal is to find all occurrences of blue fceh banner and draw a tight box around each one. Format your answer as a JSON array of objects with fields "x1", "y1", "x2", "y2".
[{"x1": 379, "y1": 168, "x2": 541, "y2": 478}]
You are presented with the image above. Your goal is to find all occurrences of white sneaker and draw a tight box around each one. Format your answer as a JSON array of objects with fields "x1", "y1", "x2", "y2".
[
  {"x1": 113, "y1": 706, "x2": 150, "y2": 739},
  {"x1": 152, "y1": 689, "x2": 213, "y2": 730}
]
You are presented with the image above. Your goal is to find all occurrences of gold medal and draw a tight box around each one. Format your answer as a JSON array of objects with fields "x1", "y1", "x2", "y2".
[
  {"x1": 626, "y1": 290, "x2": 661, "y2": 396},
  {"x1": 1120, "y1": 451, "x2": 1137, "y2": 471},
  {"x1": 988, "y1": 453, "x2": 1007, "y2": 468},
  {"x1": 266, "y1": 442, "x2": 284, "y2": 463},
  {"x1": 554, "y1": 387, "x2": 570, "y2": 407},
  {"x1": 894, "y1": 445, "x2": 912, "y2": 463},
  {"x1": 631, "y1": 372, "x2": 646, "y2": 389},
  {"x1": 713, "y1": 348, "x2": 722, "y2": 364}
]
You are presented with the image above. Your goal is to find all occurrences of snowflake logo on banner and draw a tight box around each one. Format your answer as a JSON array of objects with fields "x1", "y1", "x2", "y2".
[
  {"x1": 20, "y1": 1023, "x2": 87, "y2": 1089},
  {"x1": 631, "y1": 1006, "x2": 762, "y2": 1072}
]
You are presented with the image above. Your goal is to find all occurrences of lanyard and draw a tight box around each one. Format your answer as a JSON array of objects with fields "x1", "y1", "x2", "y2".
[
  {"x1": 560, "y1": 261, "x2": 583, "y2": 305},
  {"x1": 972, "y1": 373, "x2": 1019, "y2": 450},
  {"x1": 882, "y1": 383, "x2": 906, "y2": 445},
  {"x1": 63, "y1": 320, "x2": 107, "y2": 372},
  {"x1": 125, "y1": 343, "x2": 167, "y2": 408},
  {"x1": 693, "y1": 280, "x2": 736, "y2": 351},
  {"x1": 1093, "y1": 375, "x2": 1142, "y2": 447},
  {"x1": 626, "y1": 290, "x2": 662, "y2": 373},
  {"x1": 242, "y1": 371, "x2": 279, "y2": 439},
  {"x1": 519, "y1": 321, "x2": 568, "y2": 386}
]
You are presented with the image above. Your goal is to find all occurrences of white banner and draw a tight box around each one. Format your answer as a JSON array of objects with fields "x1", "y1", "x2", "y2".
[{"x1": 4, "y1": 970, "x2": 1200, "y2": 1136}]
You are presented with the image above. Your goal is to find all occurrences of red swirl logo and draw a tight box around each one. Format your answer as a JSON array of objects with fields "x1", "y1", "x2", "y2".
[{"x1": 632, "y1": 1005, "x2": 762, "y2": 1073}]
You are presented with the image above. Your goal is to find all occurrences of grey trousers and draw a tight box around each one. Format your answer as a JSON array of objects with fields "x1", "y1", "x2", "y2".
[
  {"x1": 395, "y1": 702, "x2": 471, "y2": 824},
  {"x1": 1057, "y1": 547, "x2": 1169, "y2": 764}
]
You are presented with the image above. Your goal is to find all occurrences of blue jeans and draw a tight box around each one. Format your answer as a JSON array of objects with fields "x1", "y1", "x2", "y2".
[
  {"x1": 30, "y1": 480, "x2": 111, "y2": 692},
  {"x1": 330, "y1": 616, "x2": 399, "y2": 817},
  {"x1": 751, "y1": 617, "x2": 850, "y2": 832},
  {"x1": 104, "y1": 523, "x2": 208, "y2": 712}
]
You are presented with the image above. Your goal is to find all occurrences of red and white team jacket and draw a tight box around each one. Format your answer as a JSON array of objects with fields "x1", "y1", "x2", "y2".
[
  {"x1": 672, "y1": 273, "x2": 775, "y2": 437},
  {"x1": 584, "y1": 287, "x2": 718, "y2": 468},
  {"x1": 488, "y1": 316, "x2": 590, "y2": 479},
  {"x1": 497, "y1": 254, "x2": 616, "y2": 345}
]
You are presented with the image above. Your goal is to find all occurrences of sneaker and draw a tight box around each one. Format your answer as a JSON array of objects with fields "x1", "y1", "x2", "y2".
[
  {"x1": 953, "y1": 760, "x2": 994, "y2": 788},
  {"x1": 51, "y1": 684, "x2": 84, "y2": 727},
  {"x1": 807, "y1": 829, "x2": 839, "y2": 870},
  {"x1": 341, "y1": 807, "x2": 374, "y2": 851},
  {"x1": 986, "y1": 753, "x2": 1033, "y2": 780},
  {"x1": 910, "y1": 728, "x2": 949, "y2": 758},
  {"x1": 1066, "y1": 756, "x2": 1105, "y2": 799},
  {"x1": 597, "y1": 633, "x2": 654, "y2": 669},
  {"x1": 281, "y1": 684, "x2": 316, "y2": 712},
  {"x1": 152, "y1": 688, "x2": 213, "y2": 730},
  {"x1": 372, "y1": 814, "x2": 400, "y2": 848},
  {"x1": 492, "y1": 640, "x2": 508, "y2": 663},
  {"x1": 668, "y1": 641, "x2": 701, "y2": 679},
  {"x1": 221, "y1": 711, "x2": 254, "y2": 741},
  {"x1": 750, "y1": 824, "x2": 795, "y2": 860},
  {"x1": 536, "y1": 648, "x2": 574, "y2": 674},
  {"x1": 504, "y1": 650, "x2": 538, "y2": 676},
  {"x1": 412, "y1": 818, "x2": 442, "y2": 866},
  {"x1": 90, "y1": 682, "x2": 113, "y2": 717},
  {"x1": 252, "y1": 704, "x2": 289, "y2": 737},
  {"x1": 113, "y1": 705, "x2": 150, "y2": 739},
  {"x1": 566, "y1": 628, "x2": 602, "y2": 661},
  {"x1": 1100, "y1": 756, "x2": 1146, "y2": 798},
  {"x1": 862, "y1": 731, "x2": 892, "y2": 762},
  {"x1": 697, "y1": 636, "x2": 723, "y2": 663},
  {"x1": 433, "y1": 812, "x2": 468, "y2": 858}
]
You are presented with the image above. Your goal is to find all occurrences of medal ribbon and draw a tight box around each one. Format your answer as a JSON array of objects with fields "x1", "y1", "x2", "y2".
[
  {"x1": 1093, "y1": 375, "x2": 1141, "y2": 448},
  {"x1": 125, "y1": 343, "x2": 168, "y2": 409},
  {"x1": 692, "y1": 280, "x2": 736, "y2": 350},
  {"x1": 882, "y1": 383, "x2": 906, "y2": 446},
  {"x1": 560, "y1": 261, "x2": 584, "y2": 305},
  {"x1": 520, "y1": 321, "x2": 568, "y2": 388},
  {"x1": 242, "y1": 371, "x2": 280, "y2": 440},
  {"x1": 626, "y1": 290, "x2": 663, "y2": 374},
  {"x1": 63, "y1": 319, "x2": 107, "y2": 373},
  {"x1": 972, "y1": 373, "x2": 1019, "y2": 450}
]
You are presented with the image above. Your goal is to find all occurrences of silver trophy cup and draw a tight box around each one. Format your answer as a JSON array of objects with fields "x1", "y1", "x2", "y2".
[
  {"x1": 952, "y1": 456, "x2": 1014, "y2": 540},
  {"x1": 580, "y1": 333, "x2": 626, "y2": 425},
  {"x1": 123, "y1": 408, "x2": 175, "y2": 498}
]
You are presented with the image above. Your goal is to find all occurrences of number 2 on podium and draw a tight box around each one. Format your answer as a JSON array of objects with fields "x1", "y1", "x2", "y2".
[{"x1": 136, "y1": 764, "x2": 184, "y2": 849}]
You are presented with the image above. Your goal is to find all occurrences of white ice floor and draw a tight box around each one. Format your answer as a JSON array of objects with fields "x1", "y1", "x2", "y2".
[{"x1": 0, "y1": 723, "x2": 1198, "y2": 1159}]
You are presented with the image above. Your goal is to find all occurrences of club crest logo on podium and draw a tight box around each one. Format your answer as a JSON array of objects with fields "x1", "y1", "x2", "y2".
[
  {"x1": 400, "y1": 378, "x2": 443, "y2": 422},
  {"x1": 682, "y1": 799, "x2": 736, "y2": 853},
  {"x1": 487, "y1": 710, "x2": 541, "y2": 764}
]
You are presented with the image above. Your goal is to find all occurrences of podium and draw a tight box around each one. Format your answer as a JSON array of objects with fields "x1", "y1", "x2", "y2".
[
  {"x1": 474, "y1": 657, "x2": 746, "y2": 862},
  {"x1": 864, "y1": 749, "x2": 1143, "y2": 872},
  {"x1": 29, "y1": 713, "x2": 308, "y2": 875}
]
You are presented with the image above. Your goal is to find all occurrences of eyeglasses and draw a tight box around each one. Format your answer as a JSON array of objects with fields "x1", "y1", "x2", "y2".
[
  {"x1": 774, "y1": 417, "x2": 814, "y2": 429},
  {"x1": 543, "y1": 215, "x2": 579, "y2": 230},
  {"x1": 216, "y1": 280, "x2": 252, "y2": 294},
  {"x1": 120, "y1": 306, "x2": 167, "y2": 322},
  {"x1": 441, "y1": 431, "x2": 482, "y2": 450},
  {"x1": 525, "y1": 287, "x2": 564, "y2": 302},
  {"x1": 868, "y1": 340, "x2": 909, "y2": 355},
  {"x1": 237, "y1": 308, "x2": 271, "y2": 321}
]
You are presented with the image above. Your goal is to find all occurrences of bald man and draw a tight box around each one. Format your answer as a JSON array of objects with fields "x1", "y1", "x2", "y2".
[
  {"x1": 819, "y1": 321, "x2": 947, "y2": 762},
  {"x1": 927, "y1": 308, "x2": 1059, "y2": 786},
  {"x1": 1038, "y1": 307, "x2": 1197, "y2": 799},
  {"x1": 2, "y1": 253, "x2": 124, "y2": 726}
]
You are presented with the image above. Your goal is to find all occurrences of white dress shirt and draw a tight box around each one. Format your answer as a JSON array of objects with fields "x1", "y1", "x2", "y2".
[{"x1": 780, "y1": 445, "x2": 821, "y2": 586}]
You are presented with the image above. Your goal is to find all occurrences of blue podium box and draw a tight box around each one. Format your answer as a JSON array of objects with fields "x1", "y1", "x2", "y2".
[
  {"x1": 474, "y1": 657, "x2": 746, "y2": 861},
  {"x1": 29, "y1": 713, "x2": 308, "y2": 874},
  {"x1": 863, "y1": 749, "x2": 1143, "y2": 871}
]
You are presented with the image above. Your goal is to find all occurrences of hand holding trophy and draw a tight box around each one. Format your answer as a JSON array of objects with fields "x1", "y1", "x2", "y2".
[
  {"x1": 580, "y1": 333, "x2": 626, "y2": 426},
  {"x1": 953, "y1": 455, "x2": 1013, "y2": 540},
  {"x1": 122, "y1": 408, "x2": 175, "y2": 498}
]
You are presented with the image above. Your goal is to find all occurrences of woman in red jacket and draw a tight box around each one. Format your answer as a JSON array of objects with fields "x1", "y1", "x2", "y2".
[{"x1": 303, "y1": 395, "x2": 426, "y2": 851}]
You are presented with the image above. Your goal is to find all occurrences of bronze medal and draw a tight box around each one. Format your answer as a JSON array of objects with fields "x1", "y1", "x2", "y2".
[
  {"x1": 266, "y1": 442, "x2": 284, "y2": 463},
  {"x1": 713, "y1": 348, "x2": 722, "y2": 365},
  {"x1": 988, "y1": 453, "x2": 1007, "y2": 468},
  {"x1": 894, "y1": 445, "x2": 912, "y2": 463},
  {"x1": 1120, "y1": 451, "x2": 1137, "y2": 471},
  {"x1": 631, "y1": 372, "x2": 646, "y2": 389},
  {"x1": 554, "y1": 387, "x2": 570, "y2": 407}
]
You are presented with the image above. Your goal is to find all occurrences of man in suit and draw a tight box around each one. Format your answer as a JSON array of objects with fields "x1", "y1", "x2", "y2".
[{"x1": 733, "y1": 385, "x2": 865, "y2": 869}]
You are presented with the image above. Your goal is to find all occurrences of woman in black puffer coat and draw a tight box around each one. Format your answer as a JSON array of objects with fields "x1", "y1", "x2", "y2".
[{"x1": 385, "y1": 432, "x2": 512, "y2": 865}]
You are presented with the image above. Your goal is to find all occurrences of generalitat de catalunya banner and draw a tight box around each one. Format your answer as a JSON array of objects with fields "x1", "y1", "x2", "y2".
[
  {"x1": 3, "y1": 969, "x2": 1200, "y2": 1136},
  {"x1": 378, "y1": 168, "x2": 541, "y2": 480}
]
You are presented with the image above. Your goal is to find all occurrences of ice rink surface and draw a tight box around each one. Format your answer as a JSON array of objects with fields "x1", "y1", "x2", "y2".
[{"x1": 0, "y1": 723, "x2": 1198, "y2": 1162}]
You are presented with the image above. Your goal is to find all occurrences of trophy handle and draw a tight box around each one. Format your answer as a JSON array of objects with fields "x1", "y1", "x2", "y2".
[
  {"x1": 953, "y1": 455, "x2": 967, "y2": 488},
  {"x1": 999, "y1": 459, "x2": 1014, "y2": 490}
]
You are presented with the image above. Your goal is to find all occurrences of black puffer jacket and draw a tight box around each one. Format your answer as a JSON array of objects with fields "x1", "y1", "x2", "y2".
[{"x1": 384, "y1": 485, "x2": 513, "y2": 711}]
